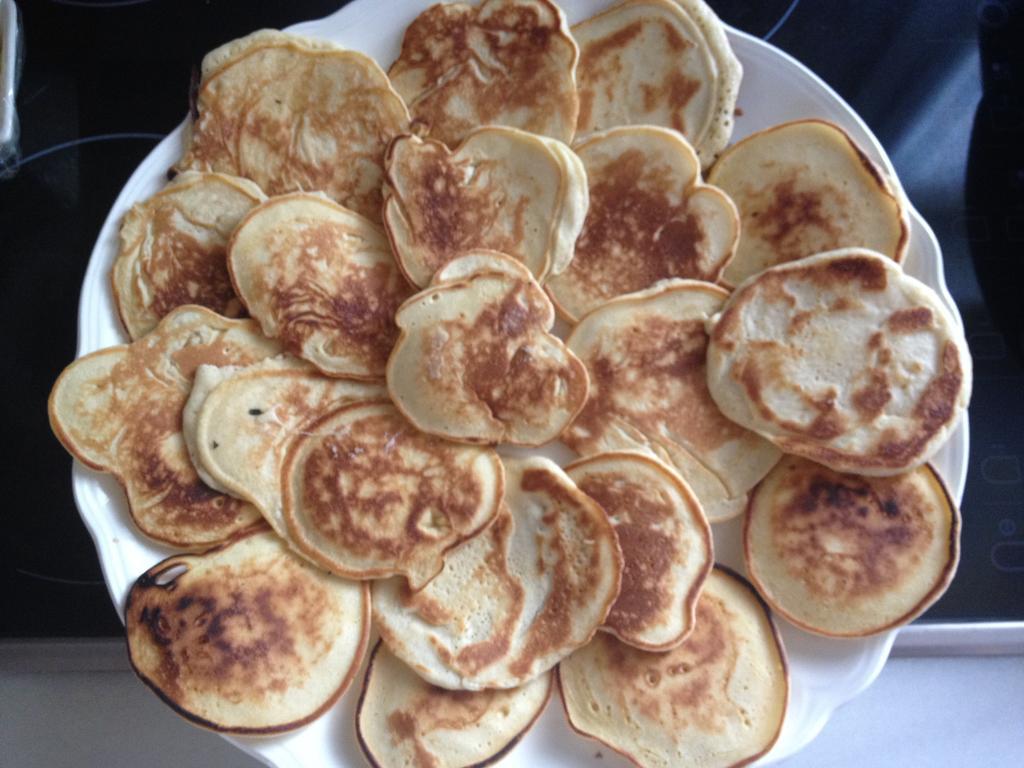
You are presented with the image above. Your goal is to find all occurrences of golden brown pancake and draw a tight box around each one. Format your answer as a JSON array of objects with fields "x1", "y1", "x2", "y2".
[
  {"x1": 372, "y1": 456, "x2": 623, "y2": 690},
  {"x1": 565, "y1": 280, "x2": 780, "y2": 521},
  {"x1": 558, "y1": 567, "x2": 788, "y2": 768},
  {"x1": 430, "y1": 249, "x2": 536, "y2": 286},
  {"x1": 744, "y1": 457, "x2": 960, "y2": 637},
  {"x1": 548, "y1": 126, "x2": 739, "y2": 322},
  {"x1": 388, "y1": 0, "x2": 579, "y2": 146},
  {"x1": 707, "y1": 119, "x2": 909, "y2": 286},
  {"x1": 387, "y1": 269, "x2": 589, "y2": 446},
  {"x1": 113, "y1": 171, "x2": 266, "y2": 339},
  {"x1": 49, "y1": 306, "x2": 282, "y2": 547},
  {"x1": 706, "y1": 249, "x2": 973, "y2": 475},
  {"x1": 125, "y1": 528, "x2": 369, "y2": 734},
  {"x1": 184, "y1": 357, "x2": 385, "y2": 538},
  {"x1": 356, "y1": 641, "x2": 552, "y2": 768},
  {"x1": 383, "y1": 127, "x2": 588, "y2": 287},
  {"x1": 573, "y1": 0, "x2": 742, "y2": 167},
  {"x1": 566, "y1": 452, "x2": 712, "y2": 651},
  {"x1": 176, "y1": 29, "x2": 409, "y2": 222},
  {"x1": 228, "y1": 193, "x2": 414, "y2": 380},
  {"x1": 281, "y1": 400, "x2": 504, "y2": 589}
]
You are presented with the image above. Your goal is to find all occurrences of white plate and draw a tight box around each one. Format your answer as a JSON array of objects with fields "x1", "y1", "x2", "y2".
[{"x1": 71, "y1": 2, "x2": 969, "y2": 766}]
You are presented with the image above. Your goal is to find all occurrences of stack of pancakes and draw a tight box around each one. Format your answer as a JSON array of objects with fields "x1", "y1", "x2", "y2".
[{"x1": 48, "y1": 1, "x2": 970, "y2": 767}]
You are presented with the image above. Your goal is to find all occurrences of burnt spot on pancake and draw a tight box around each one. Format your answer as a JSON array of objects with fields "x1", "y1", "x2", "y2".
[
  {"x1": 268, "y1": 225, "x2": 410, "y2": 374},
  {"x1": 750, "y1": 177, "x2": 847, "y2": 262},
  {"x1": 389, "y1": 0, "x2": 577, "y2": 145},
  {"x1": 572, "y1": 312, "x2": 748, "y2": 461},
  {"x1": 576, "y1": 474, "x2": 677, "y2": 636},
  {"x1": 887, "y1": 307, "x2": 934, "y2": 333},
  {"x1": 772, "y1": 463, "x2": 932, "y2": 600},
  {"x1": 560, "y1": 145, "x2": 723, "y2": 313},
  {"x1": 852, "y1": 370, "x2": 892, "y2": 419}
]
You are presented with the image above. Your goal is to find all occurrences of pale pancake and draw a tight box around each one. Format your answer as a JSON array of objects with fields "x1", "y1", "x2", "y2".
[
  {"x1": 566, "y1": 452, "x2": 712, "y2": 651},
  {"x1": 125, "y1": 528, "x2": 369, "y2": 734},
  {"x1": 372, "y1": 456, "x2": 622, "y2": 690},
  {"x1": 431, "y1": 250, "x2": 535, "y2": 286},
  {"x1": 706, "y1": 249, "x2": 972, "y2": 475},
  {"x1": 558, "y1": 567, "x2": 788, "y2": 768},
  {"x1": 228, "y1": 193, "x2": 414, "y2": 380},
  {"x1": 182, "y1": 362, "x2": 245, "y2": 494},
  {"x1": 356, "y1": 641, "x2": 552, "y2": 768},
  {"x1": 573, "y1": 0, "x2": 741, "y2": 167},
  {"x1": 177, "y1": 29, "x2": 409, "y2": 222},
  {"x1": 383, "y1": 127, "x2": 588, "y2": 287},
  {"x1": 745, "y1": 457, "x2": 960, "y2": 637},
  {"x1": 49, "y1": 306, "x2": 282, "y2": 547},
  {"x1": 388, "y1": 0, "x2": 579, "y2": 146},
  {"x1": 548, "y1": 126, "x2": 738, "y2": 321},
  {"x1": 113, "y1": 171, "x2": 266, "y2": 339},
  {"x1": 185, "y1": 357, "x2": 385, "y2": 537},
  {"x1": 387, "y1": 270, "x2": 589, "y2": 446},
  {"x1": 565, "y1": 280, "x2": 781, "y2": 521},
  {"x1": 707, "y1": 119, "x2": 909, "y2": 287},
  {"x1": 281, "y1": 401, "x2": 503, "y2": 589}
]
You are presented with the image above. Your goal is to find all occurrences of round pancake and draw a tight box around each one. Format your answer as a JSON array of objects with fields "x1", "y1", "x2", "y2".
[
  {"x1": 356, "y1": 641, "x2": 552, "y2": 768},
  {"x1": 185, "y1": 357, "x2": 385, "y2": 537},
  {"x1": 744, "y1": 457, "x2": 960, "y2": 637},
  {"x1": 388, "y1": 0, "x2": 579, "y2": 146},
  {"x1": 707, "y1": 119, "x2": 909, "y2": 287},
  {"x1": 372, "y1": 456, "x2": 622, "y2": 690},
  {"x1": 49, "y1": 306, "x2": 282, "y2": 548},
  {"x1": 706, "y1": 248, "x2": 973, "y2": 475},
  {"x1": 565, "y1": 280, "x2": 781, "y2": 522},
  {"x1": 125, "y1": 528, "x2": 369, "y2": 734},
  {"x1": 387, "y1": 269, "x2": 589, "y2": 446},
  {"x1": 565, "y1": 452, "x2": 712, "y2": 651},
  {"x1": 431, "y1": 249, "x2": 535, "y2": 286},
  {"x1": 281, "y1": 400, "x2": 504, "y2": 589},
  {"x1": 228, "y1": 193, "x2": 414, "y2": 380},
  {"x1": 573, "y1": 0, "x2": 741, "y2": 167},
  {"x1": 548, "y1": 126, "x2": 738, "y2": 322},
  {"x1": 113, "y1": 171, "x2": 266, "y2": 340},
  {"x1": 383, "y1": 127, "x2": 588, "y2": 287},
  {"x1": 176, "y1": 29, "x2": 409, "y2": 222},
  {"x1": 558, "y1": 567, "x2": 788, "y2": 768}
]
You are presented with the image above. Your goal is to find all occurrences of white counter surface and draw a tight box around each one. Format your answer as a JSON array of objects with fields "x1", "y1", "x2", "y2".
[{"x1": 2, "y1": 641, "x2": 1022, "y2": 767}]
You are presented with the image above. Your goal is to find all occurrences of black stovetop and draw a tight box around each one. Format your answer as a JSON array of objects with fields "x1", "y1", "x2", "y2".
[{"x1": 2, "y1": 0, "x2": 1020, "y2": 638}]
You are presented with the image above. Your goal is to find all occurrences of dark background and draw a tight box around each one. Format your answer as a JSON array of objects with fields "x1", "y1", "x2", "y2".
[{"x1": 1, "y1": 0, "x2": 1019, "y2": 637}]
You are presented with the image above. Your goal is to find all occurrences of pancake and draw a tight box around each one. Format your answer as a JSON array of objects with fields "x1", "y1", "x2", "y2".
[
  {"x1": 565, "y1": 452, "x2": 712, "y2": 651},
  {"x1": 356, "y1": 641, "x2": 552, "y2": 768},
  {"x1": 281, "y1": 400, "x2": 503, "y2": 589},
  {"x1": 185, "y1": 357, "x2": 385, "y2": 537},
  {"x1": 548, "y1": 126, "x2": 739, "y2": 322},
  {"x1": 565, "y1": 280, "x2": 781, "y2": 522},
  {"x1": 125, "y1": 528, "x2": 369, "y2": 734},
  {"x1": 431, "y1": 250, "x2": 535, "y2": 286},
  {"x1": 707, "y1": 119, "x2": 909, "y2": 287},
  {"x1": 558, "y1": 567, "x2": 788, "y2": 768},
  {"x1": 176, "y1": 29, "x2": 409, "y2": 222},
  {"x1": 49, "y1": 306, "x2": 282, "y2": 547},
  {"x1": 388, "y1": 0, "x2": 578, "y2": 146},
  {"x1": 383, "y1": 126, "x2": 588, "y2": 287},
  {"x1": 182, "y1": 361, "x2": 245, "y2": 495},
  {"x1": 372, "y1": 456, "x2": 622, "y2": 690},
  {"x1": 113, "y1": 171, "x2": 266, "y2": 339},
  {"x1": 228, "y1": 192, "x2": 414, "y2": 380},
  {"x1": 706, "y1": 248, "x2": 972, "y2": 475},
  {"x1": 573, "y1": 0, "x2": 741, "y2": 167},
  {"x1": 744, "y1": 457, "x2": 960, "y2": 637},
  {"x1": 387, "y1": 269, "x2": 589, "y2": 446}
]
